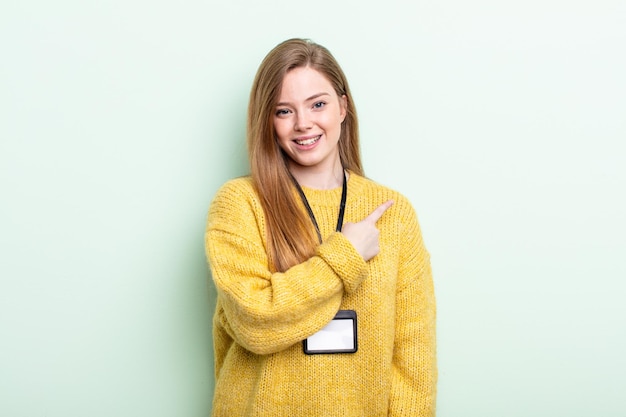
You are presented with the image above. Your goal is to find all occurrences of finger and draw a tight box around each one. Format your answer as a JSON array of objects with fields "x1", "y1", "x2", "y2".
[{"x1": 364, "y1": 200, "x2": 394, "y2": 224}]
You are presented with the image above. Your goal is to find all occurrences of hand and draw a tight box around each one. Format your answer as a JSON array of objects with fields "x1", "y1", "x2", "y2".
[{"x1": 341, "y1": 200, "x2": 394, "y2": 261}]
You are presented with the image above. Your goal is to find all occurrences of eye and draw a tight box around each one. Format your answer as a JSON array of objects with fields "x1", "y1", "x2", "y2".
[
  {"x1": 313, "y1": 101, "x2": 326, "y2": 109},
  {"x1": 275, "y1": 108, "x2": 291, "y2": 117}
]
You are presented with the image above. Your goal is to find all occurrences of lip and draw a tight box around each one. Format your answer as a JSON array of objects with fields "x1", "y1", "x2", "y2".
[
  {"x1": 293, "y1": 134, "x2": 322, "y2": 148},
  {"x1": 293, "y1": 134, "x2": 321, "y2": 141}
]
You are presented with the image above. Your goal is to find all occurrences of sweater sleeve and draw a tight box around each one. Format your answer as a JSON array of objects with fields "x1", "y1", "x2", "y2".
[
  {"x1": 205, "y1": 179, "x2": 368, "y2": 355},
  {"x1": 388, "y1": 198, "x2": 437, "y2": 416}
]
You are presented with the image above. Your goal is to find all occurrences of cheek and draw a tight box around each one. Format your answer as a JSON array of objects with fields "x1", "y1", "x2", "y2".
[
  {"x1": 324, "y1": 113, "x2": 344, "y2": 133},
  {"x1": 273, "y1": 119, "x2": 289, "y2": 139},
  {"x1": 273, "y1": 121, "x2": 292, "y2": 150}
]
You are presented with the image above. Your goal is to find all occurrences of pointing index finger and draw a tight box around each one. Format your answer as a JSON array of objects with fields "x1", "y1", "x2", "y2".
[{"x1": 365, "y1": 200, "x2": 394, "y2": 224}]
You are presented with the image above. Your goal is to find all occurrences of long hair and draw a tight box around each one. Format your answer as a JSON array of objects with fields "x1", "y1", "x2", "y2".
[{"x1": 247, "y1": 38, "x2": 363, "y2": 272}]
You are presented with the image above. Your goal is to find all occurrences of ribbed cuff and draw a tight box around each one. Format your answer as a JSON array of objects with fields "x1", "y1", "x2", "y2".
[{"x1": 316, "y1": 232, "x2": 368, "y2": 294}]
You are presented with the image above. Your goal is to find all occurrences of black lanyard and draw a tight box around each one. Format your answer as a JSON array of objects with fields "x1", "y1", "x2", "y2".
[{"x1": 290, "y1": 171, "x2": 347, "y2": 244}]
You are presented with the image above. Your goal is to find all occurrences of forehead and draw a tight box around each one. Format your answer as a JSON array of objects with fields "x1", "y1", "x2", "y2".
[{"x1": 278, "y1": 66, "x2": 335, "y2": 101}]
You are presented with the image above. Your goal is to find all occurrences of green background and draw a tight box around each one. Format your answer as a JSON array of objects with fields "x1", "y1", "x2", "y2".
[{"x1": 1, "y1": 0, "x2": 625, "y2": 416}]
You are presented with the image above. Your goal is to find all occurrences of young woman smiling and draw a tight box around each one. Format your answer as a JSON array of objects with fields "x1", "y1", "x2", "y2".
[{"x1": 205, "y1": 38, "x2": 437, "y2": 416}]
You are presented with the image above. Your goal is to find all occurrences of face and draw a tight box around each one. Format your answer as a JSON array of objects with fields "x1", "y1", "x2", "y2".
[{"x1": 273, "y1": 66, "x2": 347, "y2": 175}]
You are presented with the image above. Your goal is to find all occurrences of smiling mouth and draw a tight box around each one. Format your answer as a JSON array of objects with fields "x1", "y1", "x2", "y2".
[{"x1": 294, "y1": 135, "x2": 321, "y2": 146}]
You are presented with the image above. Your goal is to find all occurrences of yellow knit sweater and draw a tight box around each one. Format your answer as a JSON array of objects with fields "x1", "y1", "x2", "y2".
[{"x1": 205, "y1": 172, "x2": 436, "y2": 416}]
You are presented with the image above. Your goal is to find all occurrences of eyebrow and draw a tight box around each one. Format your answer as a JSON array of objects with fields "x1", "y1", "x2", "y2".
[{"x1": 276, "y1": 92, "x2": 331, "y2": 107}]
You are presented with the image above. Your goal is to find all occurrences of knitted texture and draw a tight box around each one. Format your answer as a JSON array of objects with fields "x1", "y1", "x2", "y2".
[{"x1": 205, "y1": 172, "x2": 437, "y2": 416}]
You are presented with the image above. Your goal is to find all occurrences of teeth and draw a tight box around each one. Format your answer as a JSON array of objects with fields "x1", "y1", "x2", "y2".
[{"x1": 295, "y1": 136, "x2": 320, "y2": 146}]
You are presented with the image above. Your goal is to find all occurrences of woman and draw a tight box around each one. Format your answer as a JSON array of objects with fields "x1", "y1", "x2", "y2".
[{"x1": 205, "y1": 38, "x2": 436, "y2": 416}]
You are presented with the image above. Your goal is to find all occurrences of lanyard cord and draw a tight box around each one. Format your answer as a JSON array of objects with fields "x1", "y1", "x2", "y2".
[{"x1": 290, "y1": 170, "x2": 348, "y2": 244}]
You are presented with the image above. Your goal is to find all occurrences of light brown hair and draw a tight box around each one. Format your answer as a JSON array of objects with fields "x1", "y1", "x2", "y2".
[{"x1": 247, "y1": 38, "x2": 363, "y2": 272}]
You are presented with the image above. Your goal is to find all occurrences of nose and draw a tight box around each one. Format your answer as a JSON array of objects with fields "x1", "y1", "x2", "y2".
[{"x1": 294, "y1": 111, "x2": 312, "y2": 131}]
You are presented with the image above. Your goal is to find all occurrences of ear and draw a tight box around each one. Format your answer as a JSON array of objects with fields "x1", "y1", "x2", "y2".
[{"x1": 340, "y1": 94, "x2": 348, "y2": 122}]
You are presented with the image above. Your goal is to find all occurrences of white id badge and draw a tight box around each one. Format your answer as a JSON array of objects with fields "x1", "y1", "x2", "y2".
[{"x1": 303, "y1": 310, "x2": 357, "y2": 355}]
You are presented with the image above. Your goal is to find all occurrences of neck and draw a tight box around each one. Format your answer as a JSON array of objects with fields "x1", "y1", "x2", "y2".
[{"x1": 289, "y1": 160, "x2": 345, "y2": 190}]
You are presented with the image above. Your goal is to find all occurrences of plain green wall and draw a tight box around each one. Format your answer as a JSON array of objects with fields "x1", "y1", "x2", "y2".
[{"x1": 1, "y1": 1, "x2": 625, "y2": 416}]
